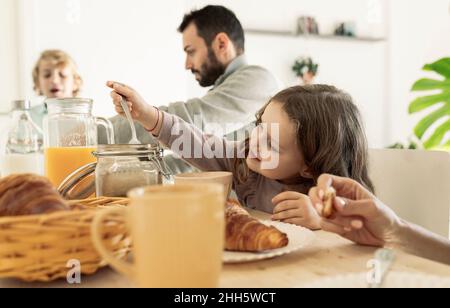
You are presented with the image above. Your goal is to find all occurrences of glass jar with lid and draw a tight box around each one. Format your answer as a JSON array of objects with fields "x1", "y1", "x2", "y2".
[{"x1": 58, "y1": 144, "x2": 172, "y2": 199}]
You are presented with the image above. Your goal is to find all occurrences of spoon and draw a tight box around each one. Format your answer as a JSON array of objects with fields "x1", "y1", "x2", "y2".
[{"x1": 120, "y1": 95, "x2": 140, "y2": 145}]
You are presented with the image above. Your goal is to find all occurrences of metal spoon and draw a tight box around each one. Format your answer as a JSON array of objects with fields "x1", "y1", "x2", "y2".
[{"x1": 120, "y1": 95, "x2": 140, "y2": 145}]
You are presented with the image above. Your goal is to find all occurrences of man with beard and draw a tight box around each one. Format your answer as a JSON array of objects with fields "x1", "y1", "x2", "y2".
[{"x1": 101, "y1": 5, "x2": 280, "y2": 173}]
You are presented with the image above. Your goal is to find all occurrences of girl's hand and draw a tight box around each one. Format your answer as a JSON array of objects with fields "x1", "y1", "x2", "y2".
[
  {"x1": 106, "y1": 81, "x2": 160, "y2": 132},
  {"x1": 309, "y1": 174, "x2": 402, "y2": 247},
  {"x1": 272, "y1": 191, "x2": 321, "y2": 230}
]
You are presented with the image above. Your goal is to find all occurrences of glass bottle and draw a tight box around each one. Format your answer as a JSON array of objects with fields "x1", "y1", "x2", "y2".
[{"x1": 1, "y1": 100, "x2": 44, "y2": 176}]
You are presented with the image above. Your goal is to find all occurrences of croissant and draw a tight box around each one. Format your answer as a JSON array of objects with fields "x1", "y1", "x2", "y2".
[
  {"x1": 0, "y1": 174, "x2": 69, "y2": 217},
  {"x1": 225, "y1": 199, "x2": 289, "y2": 252}
]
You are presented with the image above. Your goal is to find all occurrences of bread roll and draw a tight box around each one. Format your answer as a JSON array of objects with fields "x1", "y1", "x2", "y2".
[{"x1": 0, "y1": 174, "x2": 69, "y2": 217}]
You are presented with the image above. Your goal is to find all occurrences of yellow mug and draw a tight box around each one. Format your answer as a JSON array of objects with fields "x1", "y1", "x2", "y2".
[
  {"x1": 91, "y1": 184, "x2": 225, "y2": 288},
  {"x1": 174, "y1": 171, "x2": 233, "y2": 200}
]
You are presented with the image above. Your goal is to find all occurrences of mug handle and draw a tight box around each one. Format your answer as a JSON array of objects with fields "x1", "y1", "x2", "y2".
[
  {"x1": 91, "y1": 207, "x2": 134, "y2": 279},
  {"x1": 95, "y1": 116, "x2": 115, "y2": 145}
]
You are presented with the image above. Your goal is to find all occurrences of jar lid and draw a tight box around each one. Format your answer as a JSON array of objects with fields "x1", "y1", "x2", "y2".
[
  {"x1": 93, "y1": 144, "x2": 162, "y2": 158},
  {"x1": 45, "y1": 98, "x2": 94, "y2": 115},
  {"x1": 45, "y1": 98, "x2": 93, "y2": 105},
  {"x1": 58, "y1": 162, "x2": 96, "y2": 200},
  {"x1": 11, "y1": 100, "x2": 31, "y2": 110}
]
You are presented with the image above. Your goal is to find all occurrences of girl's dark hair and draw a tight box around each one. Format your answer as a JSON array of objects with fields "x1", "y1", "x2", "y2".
[{"x1": 235, "y1": 85, "x2": 375, "y2": 193}]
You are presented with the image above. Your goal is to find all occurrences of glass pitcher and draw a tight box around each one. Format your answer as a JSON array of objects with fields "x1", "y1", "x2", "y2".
[{"x1": 43, "y1": 98, "x2": 115, "y2": 187}]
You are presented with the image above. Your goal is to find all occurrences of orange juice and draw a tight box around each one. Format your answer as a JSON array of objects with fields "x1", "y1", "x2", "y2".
[{"x1": 45, "y1": 147, "x2": 96, "y2": 187}]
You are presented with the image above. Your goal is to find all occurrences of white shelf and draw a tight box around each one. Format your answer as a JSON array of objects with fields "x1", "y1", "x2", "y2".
[{"x1": 245, "y1": 29, "x2": 386, "y2": 43}]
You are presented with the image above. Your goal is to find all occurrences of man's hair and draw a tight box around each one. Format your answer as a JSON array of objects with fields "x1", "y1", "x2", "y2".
[{"x1": 178, "y1": 5, "x2": 245, "y2": 54}]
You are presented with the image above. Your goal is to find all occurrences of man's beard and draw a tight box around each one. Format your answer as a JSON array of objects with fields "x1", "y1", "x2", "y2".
[{"x1": 192, "y1": 48, "x2": 226, "y2": 87}]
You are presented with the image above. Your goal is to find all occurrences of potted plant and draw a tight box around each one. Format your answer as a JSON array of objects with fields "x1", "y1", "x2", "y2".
[
  {"x1": 292, "y1": 57, "x2": 319, "y2": 85},
  {"x1": 408, "y1": 57, "x2": 450, "y2": 151}
]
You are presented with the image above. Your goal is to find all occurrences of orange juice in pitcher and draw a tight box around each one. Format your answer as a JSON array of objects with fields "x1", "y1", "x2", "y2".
[
  {"x1": 43, "y1": 98, "x2": 114, "y2": 188},
  {"x1": 45, "y1": 147, "x2": 97, "y2": 187}
]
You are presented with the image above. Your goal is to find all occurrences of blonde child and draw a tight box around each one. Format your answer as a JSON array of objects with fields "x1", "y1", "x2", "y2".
[
  {"x1": 30, "y1": 50, "x2": 83, "y2": 128},
  {"x1": 108, "y1": 82, "x2": 374, "y2": 230}
]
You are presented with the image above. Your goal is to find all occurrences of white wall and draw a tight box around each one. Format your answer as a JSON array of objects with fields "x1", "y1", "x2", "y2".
[
  {"x1": 1, "y1": 0, "x2": 449, "y2": 147},
  {"x1": 387, "y1": 0, "x2": 450, "y2": 145},
  {"x1": 0, "y1": 0, "x2": 19, "y2": 153},
  {"x1": 245, "y1": 36, "x2": 388, "y2": 148},
  {"x1": 186, "y1": 0, "x2": 386, "y2": 37},
  {"x1": 187, "y1": 0, "x2": 389, "y2": 148},
  {"x1": 0, "y1": 0, "x2": 19, "y2": 113},
  {"x1": 186, "y1": 0, "x2": 450, "y2": 147},
  {"x1": 14, "y1": 0, "x2": 188, "y2": 117}
]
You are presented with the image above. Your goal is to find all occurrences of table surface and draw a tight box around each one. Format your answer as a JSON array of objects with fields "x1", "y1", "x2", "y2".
[{"x1": 1, "y1": 211, "x2": 450, "y2": 288}]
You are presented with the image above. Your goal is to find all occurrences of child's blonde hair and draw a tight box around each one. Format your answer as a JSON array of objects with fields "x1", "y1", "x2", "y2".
[{"x1": 32, "y1": 50, "x2": 83, "y2": 96}]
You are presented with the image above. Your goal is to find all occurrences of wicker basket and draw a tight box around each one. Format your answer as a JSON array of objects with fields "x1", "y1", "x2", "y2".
[{"x1": 0, "y1": 197, "x2": 131, "y2": 282}]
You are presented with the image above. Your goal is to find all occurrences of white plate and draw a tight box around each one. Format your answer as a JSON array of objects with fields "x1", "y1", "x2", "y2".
[
  {"x1": 223, "y1": 220, "x2": 315, "y2": 264},
  {"x1": 299, "y1": 272, "x2": 450, "y2": 288}
]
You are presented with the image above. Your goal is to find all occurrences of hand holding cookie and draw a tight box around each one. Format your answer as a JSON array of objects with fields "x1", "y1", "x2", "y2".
[{"x1": 308, "y1": 174, "x2": 402, "y2": 247}]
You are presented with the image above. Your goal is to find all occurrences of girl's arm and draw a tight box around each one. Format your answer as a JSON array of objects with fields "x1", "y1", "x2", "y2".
[
  {"x1": 154, "y1": 110, "x2": 244, "y2": 173},
  {"x1": 107, "y1": 81, "x2": 244, "y2": 173}
]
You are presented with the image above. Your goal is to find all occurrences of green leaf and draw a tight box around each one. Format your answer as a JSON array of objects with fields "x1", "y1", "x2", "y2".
[
  {"x1": 409, "y1": 57, "x2": 450, "y2": 151},
  {"x1": 388, "y1": 143, "x2": 405, "y2": 149},
  {"x1": 423, "y1": 119, "x2": 450, "y2": 149},
  {"x1": 408, "y1": 142, "x2": 418, "y2": 150},
  {"x1": 413, "y1": 105, "x2": 450, "y2": 139},
  {"x1": 423, "y1": 58, "x2": 450, "y2": 79},
  {"x1": 412, "y1": 78, "x2": 450, "y2": 91},
  {"x1": 409, "y1": 93, "x2": 450, "y2": 114}
]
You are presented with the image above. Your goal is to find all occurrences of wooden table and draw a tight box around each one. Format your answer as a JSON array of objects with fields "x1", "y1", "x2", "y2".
[{"x1": 1, "y1": 211, "x2": 450, "y2": 288}]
